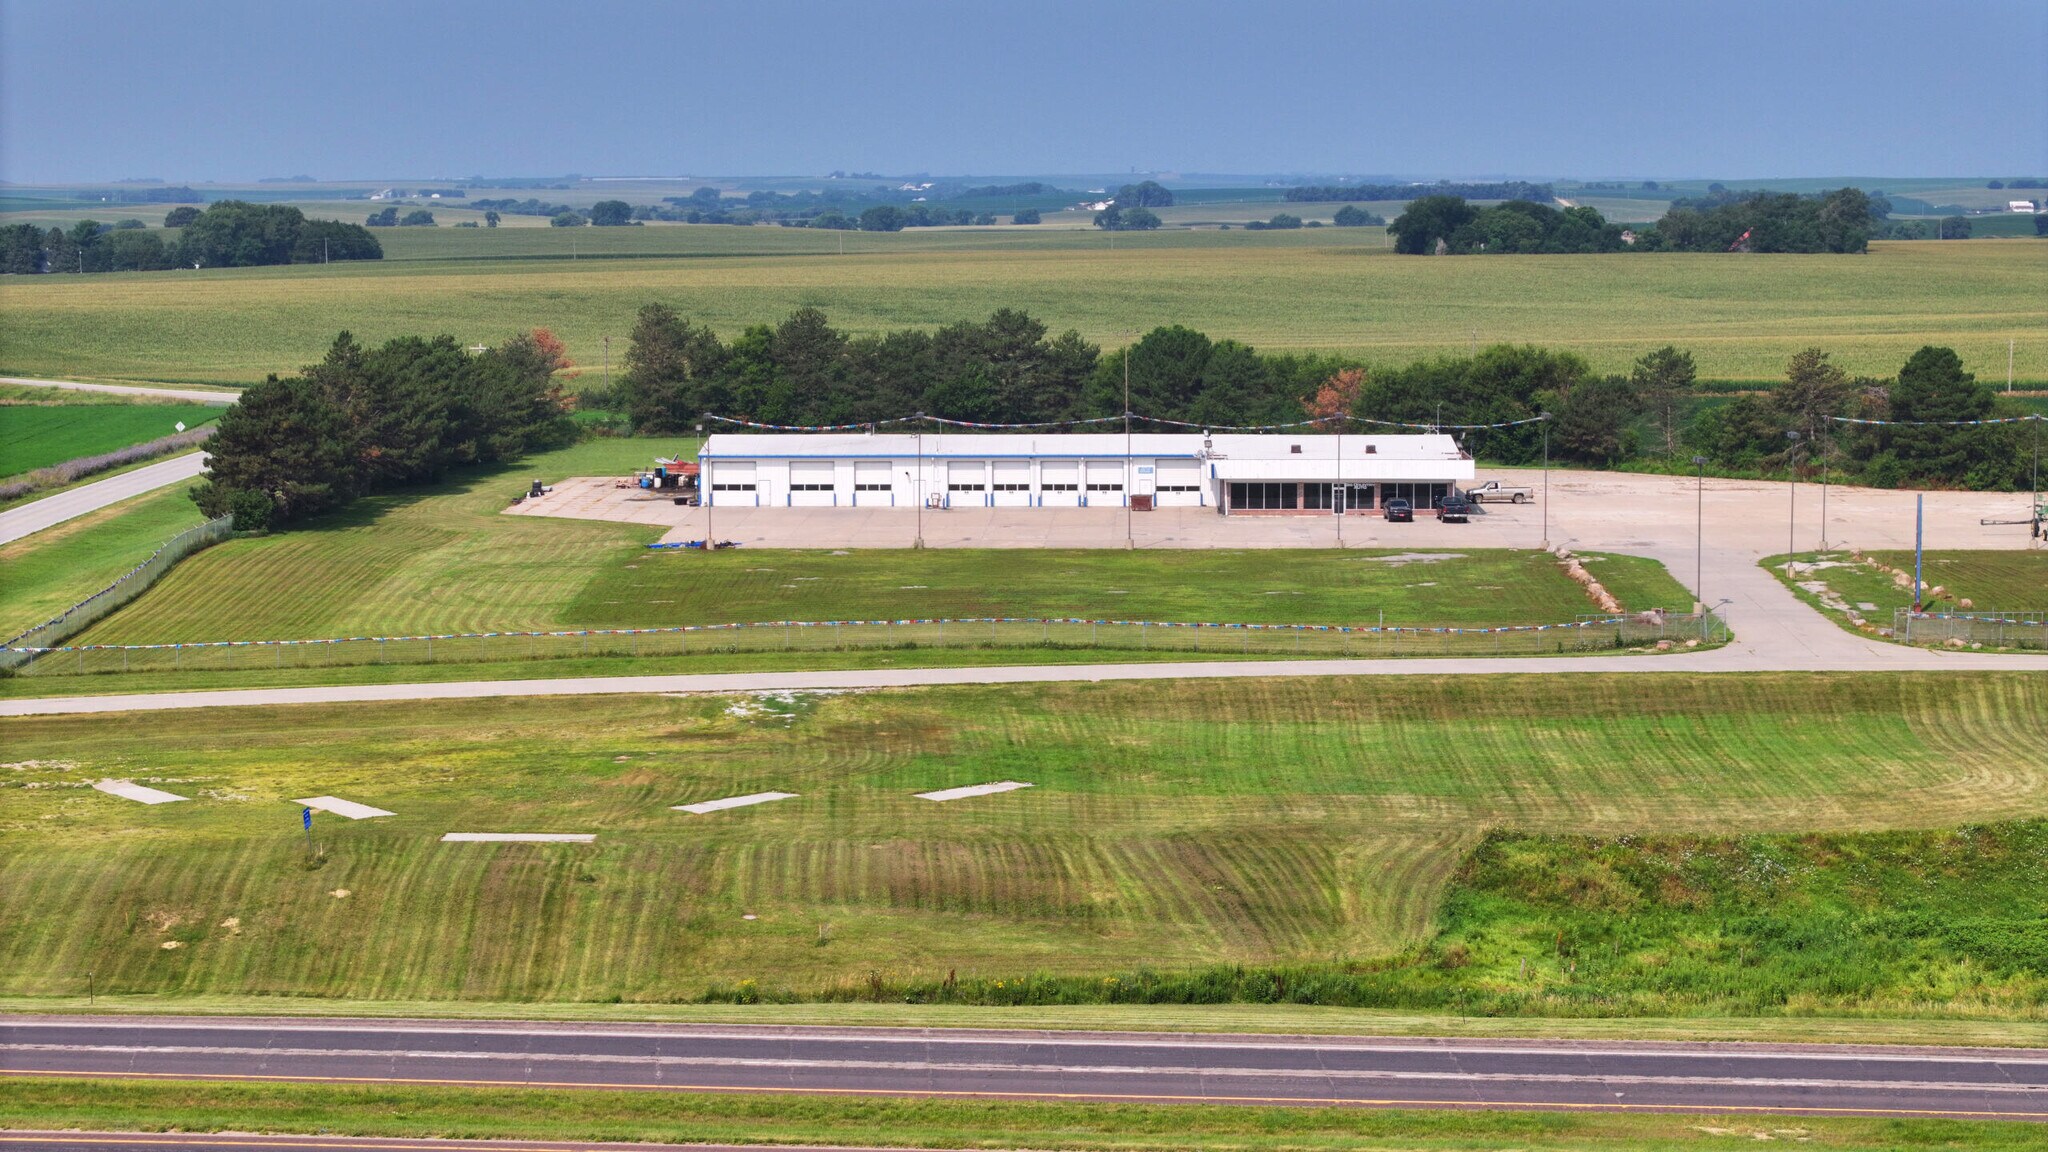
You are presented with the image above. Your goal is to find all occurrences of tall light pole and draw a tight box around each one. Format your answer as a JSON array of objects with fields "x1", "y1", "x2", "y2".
[
  {"x1": 1785, "y1": 429, "x2": 1802, "y2": 566},
  {"x1": 1335, "y1": 409, "x2": 1346, "y2": 548},
  {"x1": 696, "y1": 420, "x2": 712, "y2": 547},
  {"x1": 913, "y1": 414, "x2": 925, "y2": 549},
  {"x1": 1123, "y1": 335, "x2": 1134, "y2": 549},
  {"x1": 1539, "y1": 411, "x2": 1552, "y2": 550},
  {"x1": 1818, "y1": 420, "x2": 1831, "y2": 552},
  {"x1": 1692, "y1": 455, "x2": 1708, "y2": 617}
]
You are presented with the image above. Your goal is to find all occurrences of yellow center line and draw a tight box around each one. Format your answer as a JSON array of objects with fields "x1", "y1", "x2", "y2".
[{"x1": 3, "y1": 1068, "x2": 2046, "y2": 1121}]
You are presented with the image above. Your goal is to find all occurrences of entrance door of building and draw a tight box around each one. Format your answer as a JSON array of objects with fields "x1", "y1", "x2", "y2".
[{"x1": 1336, "y1": 483, "x2": 1375, "y2": 512}]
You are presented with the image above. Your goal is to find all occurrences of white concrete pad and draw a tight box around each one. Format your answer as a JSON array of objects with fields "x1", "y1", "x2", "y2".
[
  {"x1": 916, "y1": 781, "x2": 1034, "y2": 802},
  {"x1": 673, "y1": 791, "x2": 799, "y2": 814},
  {"x1": 440, "y1": 832, "x2": 595, "y2": 843},
  {"x1": 295, "y1": 796, "x2": 395, "y2": 820},
  {"x1": 93, "y1": 779, "x2": 187, "y2": 805}
]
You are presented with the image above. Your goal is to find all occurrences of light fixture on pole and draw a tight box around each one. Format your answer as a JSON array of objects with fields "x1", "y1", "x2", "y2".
[
  {"x1": 1335, "y1": 409, "x2": 1346, "y2": 548},
  {"x1": 696, "y1": 419, "x2": 711, "y2": 547},
  {"x1": 1692, "y1": 454, "x2": 1708, "y2": 623},
  {"x1": 1123, "y1": 337, "x2": 1134, "y2": 550},
  {"x1": 1785, "y1": 429, "x2": 1802, "y2": 567},
  {"x1": 1539, "y1": 411, "x2": 1552, "y2": 550}
]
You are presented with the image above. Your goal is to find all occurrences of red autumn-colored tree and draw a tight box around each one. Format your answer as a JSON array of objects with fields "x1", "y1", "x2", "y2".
[
  {"x1": 1302, "y1": 367, "x2": 1365, "y2": 423},
  {"x1": 523, "y1": 327, "x2": 573, "y2": 374}
]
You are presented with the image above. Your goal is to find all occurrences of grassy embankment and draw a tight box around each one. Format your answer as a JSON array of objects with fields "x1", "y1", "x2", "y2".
[
  {"x1": 54, "y1": 438, "x2": 1688, "y2": 645},
  {"x1": 0, "y1": 227, "x2": 2039, "y2": 386},
  {"x1": 1765, "y1": 550, "x2": 2048, "y2": 646},
  {"x1": 2, "y1": 672, "x2": 2043, "y2": 1014},
  {"x1": 4, "y1": 1078, "x2": 2041, "y2": 1152},
  {"x1": 0, "y1": 487, "x2": 206, "y2": 639}
]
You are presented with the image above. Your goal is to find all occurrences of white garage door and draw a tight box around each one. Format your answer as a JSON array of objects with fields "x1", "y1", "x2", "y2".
[
  {"x1": 991, "y1": 460, "x2": 1031, "y2": 506},
  {"x1": 946, "y1": 460, "x2": 987, "y2": 507},
  {"x1": 1154, "y1": 459, "x2": 1203, "y2": 506},
  {"x1": 709, "y1": 461, "x2": 757, "y2": 506},
  {"x1": 788, "y1": 461, "x2": 836, "y2": 507},
  {"x1": 1085, "y1": 460, "x2": 1126, "y2": 506},
  {"x1": 853, "y1": 461, "x2": 894, "y2": 506},
  {"x1": 1039, "y1": 460, "x2": 1080, "y2": 506}
]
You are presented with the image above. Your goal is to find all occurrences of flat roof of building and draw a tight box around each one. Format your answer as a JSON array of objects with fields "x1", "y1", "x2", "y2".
[{"x1": 701, "y1": 431, "x2": 1471, "y2": 464}]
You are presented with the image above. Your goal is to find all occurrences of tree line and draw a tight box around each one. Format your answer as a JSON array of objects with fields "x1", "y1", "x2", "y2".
[
  {"x1": 609, "y1": 306, "x2": 2034, "y2": 490},
  {"x1": 1287, "y1": 180, "x2": 1553, "y2": 203},
  {"x1": 1, "y1": 201, "x2": 379, "y2": 275},
  {"x1": 193, "y1": 330, "x2": 578, "y2": 529},
  {"x1": 1386, "y1": 188, "x2": 1888, "y2": 255}
]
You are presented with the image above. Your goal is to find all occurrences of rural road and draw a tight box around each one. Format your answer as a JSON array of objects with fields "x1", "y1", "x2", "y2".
[
  {"x1": 0, "y1": 1138, "x2": 918, "y2": 1152},
  {"x1": 0, "y1": 377, "x2": 239, "y2": 404},
  {"x1": 0, "y1": 453, "x2": 208, "y2": 547},
  {"x1": 4, "y1": 1017, "x2": 2046, "y2": 1121}
]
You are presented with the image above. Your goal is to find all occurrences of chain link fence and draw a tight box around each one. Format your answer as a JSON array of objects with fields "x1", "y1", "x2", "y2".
[
  {"x1": 1892, "y1": 609, "x2": 2048, "y2": 650},
  {"x1": 0, "y1": 515, "x2": 235, "y2": 672},
  {"x1": 6, "y1": 610, "x2": 1729, "y2": 677}
]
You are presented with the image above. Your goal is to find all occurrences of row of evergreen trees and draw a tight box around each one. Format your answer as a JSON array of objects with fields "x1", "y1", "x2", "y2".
[
  {"x1": 194, "y1": 331, "x2": 577, "y2": 528},
  {"x1": 610, "y1": 306, "x2": 2037, "y2": 490}
]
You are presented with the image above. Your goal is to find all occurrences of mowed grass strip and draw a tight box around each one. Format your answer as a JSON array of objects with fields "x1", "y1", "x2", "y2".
[
  {"x1": 0, "y1": 672, "x2": 2040, "y2": 1002},
  {"x1": 0, "y1": 403, "x2": 220, "y2": 477},
  {"x1": 0, "y1": 486, "x2": 207, "y2": 639},
  {"x1": 4, "y1": 1079, "x2": 2041, "y2": 1152},
  {"x1": 0, "y1": 232, "x2": 2040, "y2": 385}
]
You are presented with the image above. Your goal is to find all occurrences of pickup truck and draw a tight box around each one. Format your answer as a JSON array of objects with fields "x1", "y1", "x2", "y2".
[
  {"x1": 1464, "y1": 480, "x2": 1534, "y2": 504},
  {"x1": 1435, "y1": 496, "x2": 1472, "y2": 523}
]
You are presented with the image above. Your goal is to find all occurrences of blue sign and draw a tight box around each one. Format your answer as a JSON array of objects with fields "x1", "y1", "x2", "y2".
[{"x1": 302, "y1": 807, "x2": 312, "y2": 830}]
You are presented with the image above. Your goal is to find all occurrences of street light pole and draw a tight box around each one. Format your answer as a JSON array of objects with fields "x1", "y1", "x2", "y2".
[
  {"x1": 1539, "y1": 412, "x2": 1552, "y2": 550},
  {"x1": 1335, "y1": 410, "x2": 1345, "y2": 548},
  {"x1": 1818, "y1": 421, "x2": 1831, "y2": 552},
  {"x1": 696, "y1": 420, "x2": 711, "y2": 547},
  {"x1": 1692, "y1": 454, "x2": 1708, "y2": 624},
  {"x1": 914, "y1": 415, "x2": 925, "y2": 549},
  {"x1": 1785, "y1": 430, "x2": 1802, "y2": 566},
  {"x1": 1124, "y1": 339, "x2": 1134, "y2": 549}
]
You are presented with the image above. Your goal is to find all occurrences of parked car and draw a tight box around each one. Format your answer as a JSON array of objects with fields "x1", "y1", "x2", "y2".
[
  {"x1": 1383, "y1": 497, "x2": 1413, "y2": 522},
  {"x1": 1436, "y1": 496, "x2": 1472, "y2": 523},
  {"x1": 1465, "y1": 479, "x2": 1534, "y2": 504}
]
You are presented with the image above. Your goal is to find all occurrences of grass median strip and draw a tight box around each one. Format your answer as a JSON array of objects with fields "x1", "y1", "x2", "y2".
[{"x1": 1, "y1": 1077, "x2": 2041, "y2": 1151}]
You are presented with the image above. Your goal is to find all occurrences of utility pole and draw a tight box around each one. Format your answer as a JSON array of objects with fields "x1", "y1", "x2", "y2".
[
  {"x1": 697, "y1": 419, "x2": 712, "y2": 546},
  {"x1": 2010, "y1": 337, "x2": 2016, "y2": 394},
  {"x1": 914, "y1": 416, "x2": 925, "y2": 549},
  {"x1": 1335, "y1": 410, "x2": 1345, "y2": 548},
  {"x1": 1693, "y1": 455, "x2": 1709, "y2": 627},
  {"x1": 603, "y1": 336, "x2": 610, "y2": 394},
  {"x1": 1539, "y1": 412, "x2": 1551, "y2": 550},
  {"x1": 1785, "y1": 430, "x2": 1801, "y2": 565}
]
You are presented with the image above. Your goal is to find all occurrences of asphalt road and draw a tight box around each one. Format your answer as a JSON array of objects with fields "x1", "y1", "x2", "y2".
[
  {"x1": 0, "y1": 453, "x2": 209, "y2": 547},
  {"x1": 3, "y1": 1017, "x2": 2046, "y2": 1121},
  {"x1": 0, "y1": 377, "x2": 239, "y2": 404}
]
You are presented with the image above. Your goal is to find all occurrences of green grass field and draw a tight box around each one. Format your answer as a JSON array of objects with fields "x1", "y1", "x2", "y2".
[
  {"x1": 0, "y1": 402, "x2": 219, "y2": 476},
  {"x1": 5, "y1": 1078, "x2": 2040, "y2": 1152},
  {"x1": 1, "y1": 672, "x2": 2041, "y2": 1006},
  {"x1": 0, "y1": 487, "x2": 207, "y2": 639},
  {"x1": 0, "y1": 228, "x2": 2039, "y2": 386},
  {"x1": 58, "y1": 437, "x2": 1688, "y2": 647},
  {"x1": 1767, "y1": 550, "x2": 2048, "y2": 645}
]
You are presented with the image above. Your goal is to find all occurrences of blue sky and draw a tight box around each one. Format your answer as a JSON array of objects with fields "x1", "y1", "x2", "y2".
[{"x1": 3, "y1": 0, "x2": 2042, "y2": 183}]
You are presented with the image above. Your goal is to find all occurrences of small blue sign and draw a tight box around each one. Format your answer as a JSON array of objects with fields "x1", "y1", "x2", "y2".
[{"x1": 301, "y1": 807, "x2": 313, "y2": 830}]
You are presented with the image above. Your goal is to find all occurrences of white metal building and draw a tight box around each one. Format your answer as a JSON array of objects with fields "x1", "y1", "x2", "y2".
[{"x1": 697, "y1": 432, "x2": 1475, "y2": 514}]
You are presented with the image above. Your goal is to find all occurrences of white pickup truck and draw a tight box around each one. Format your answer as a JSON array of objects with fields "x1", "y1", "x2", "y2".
[{"x1": 1464, "y1": 480, "x2": 1535, "y2": 504}]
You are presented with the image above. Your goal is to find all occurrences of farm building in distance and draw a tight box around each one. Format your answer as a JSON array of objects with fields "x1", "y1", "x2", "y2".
[{"x1": 696, "y1": 432, "x2": 1476, "y2": 514}]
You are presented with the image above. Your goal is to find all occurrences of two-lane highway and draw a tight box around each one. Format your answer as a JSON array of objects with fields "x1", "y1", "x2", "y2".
[{"x1": 3, "y1": 1016, "x2": 2045, "y2": 1120}]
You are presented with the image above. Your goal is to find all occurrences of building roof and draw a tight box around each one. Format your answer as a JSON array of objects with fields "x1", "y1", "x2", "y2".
[{"x1": 701, "y1": 431, "x2": 1471, "y2": 463}]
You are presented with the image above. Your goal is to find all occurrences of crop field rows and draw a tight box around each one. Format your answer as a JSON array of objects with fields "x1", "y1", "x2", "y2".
[
  {"x1": 1, "y1": 672, "x2": 2041, "y2": 1002},
  {"x1": 1, "y1": 233, "x2": 2039, "y2": 385}
]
